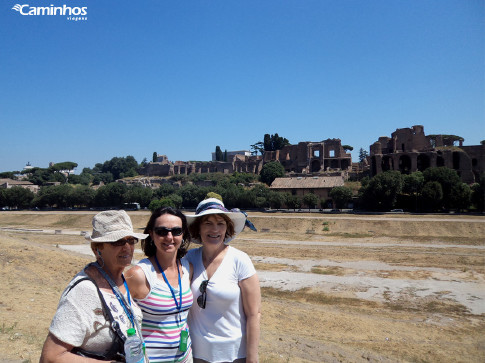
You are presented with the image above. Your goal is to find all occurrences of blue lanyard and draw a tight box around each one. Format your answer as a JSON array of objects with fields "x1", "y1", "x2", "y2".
[
  {"x1": 154, "y1": 255, "x2": 182, "y2": 311},
  {"x1": 94, "y1": 262, "x2": 135, "y2": 328}
]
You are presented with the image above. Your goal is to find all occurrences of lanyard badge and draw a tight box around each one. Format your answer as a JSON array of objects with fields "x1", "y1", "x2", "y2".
[{"x1": 179, "y1": 329, "x2": 188, "y2": 352}]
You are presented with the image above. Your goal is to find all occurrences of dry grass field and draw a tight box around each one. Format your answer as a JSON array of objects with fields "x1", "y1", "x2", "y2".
[{"x1": 0, "y1": 211, "x2": 484, "y2": 362}]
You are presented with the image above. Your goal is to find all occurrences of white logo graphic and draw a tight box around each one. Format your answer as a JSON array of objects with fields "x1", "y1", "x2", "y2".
[{"x1": 11, "y1": 4, "x2": 88, "y2": 20}]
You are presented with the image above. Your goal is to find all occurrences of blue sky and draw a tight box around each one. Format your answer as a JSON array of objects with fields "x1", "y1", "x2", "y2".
[{"x1": 1, "y1": 0, "x2": 484, "y2": 174}]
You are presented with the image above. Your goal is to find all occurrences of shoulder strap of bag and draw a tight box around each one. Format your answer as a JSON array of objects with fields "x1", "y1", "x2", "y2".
[{"x1": 67, "y1": 276, "x2": 127, "y2": 361}]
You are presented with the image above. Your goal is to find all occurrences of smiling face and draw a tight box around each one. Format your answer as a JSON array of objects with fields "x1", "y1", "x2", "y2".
[
  {"x1": 150, "y1": 214, "x2": 184, "y2": 255},
  {"x1": 199, "y1": 214, "x2": 228, "y2": 245},
  {"x1": 98, "y1": 237, "x2": 136, "y2": 270}
]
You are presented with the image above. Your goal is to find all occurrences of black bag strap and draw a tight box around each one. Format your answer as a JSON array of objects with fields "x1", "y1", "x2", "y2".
[{"x1": 67, "y1": 276, "x2": 126, "y2": 361}]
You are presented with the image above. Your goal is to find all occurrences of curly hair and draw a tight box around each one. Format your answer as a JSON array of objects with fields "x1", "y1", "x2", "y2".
[
  {"x1": 141, "y1": 207, "x2": 191, "y2": 259},
  {"x1": 188, "y1": 213, "x2": 235, "y2": 243}
]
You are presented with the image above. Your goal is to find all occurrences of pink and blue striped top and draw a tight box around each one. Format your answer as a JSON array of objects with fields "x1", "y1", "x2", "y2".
[{"x1": 135, "y1": 258, "x2": 193, "y2": 363}]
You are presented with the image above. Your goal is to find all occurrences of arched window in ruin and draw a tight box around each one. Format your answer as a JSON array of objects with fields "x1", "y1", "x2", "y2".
[
  {"x1": 311, "y1": 160, "x2": 321, "y2": 172},
  {"x1": 313, "y1": 150, "x2": 320, "y2": 158},
  {"x1": 399, "y1": 155, "x2": 412, "y2": 174},
  {"x1": 371, "y1": 156, "x2": 377, "y2": 175},
  {"x1": 382, "y1": 155, "x2": 393, "y2": 172},
  {"x1": 329, "y1": 149, "x2": 335, "y2": 157},
  {"x1": 417, "y1": 154, "x2": 430, "y2": 172},
  {"x1": 437, "y1": 156, "x2": 445, "y2": 167},
  {"x1": 452, "y1": 152, "x2": 461, "y2": 170},
  {"x1": 341, "y1": 159, "x2": 350, "y2": 170}
]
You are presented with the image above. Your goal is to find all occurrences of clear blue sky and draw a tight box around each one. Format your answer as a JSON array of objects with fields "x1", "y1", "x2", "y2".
[{"x1": 1, "y1": 0, "x2": 484, "y2": 174}]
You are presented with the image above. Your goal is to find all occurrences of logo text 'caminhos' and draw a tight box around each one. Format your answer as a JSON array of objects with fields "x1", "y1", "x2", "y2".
[{"x1": 12, "y1": 4, "x2": 87, "y2": 16}]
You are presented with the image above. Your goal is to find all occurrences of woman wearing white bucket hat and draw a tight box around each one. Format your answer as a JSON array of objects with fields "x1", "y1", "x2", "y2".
[
  {"x1": 185, "y1": 198, "x2": 260, "y2": 363},
  {"x1": 40, "y1": 210, "x2": 148, "y2": 363}
]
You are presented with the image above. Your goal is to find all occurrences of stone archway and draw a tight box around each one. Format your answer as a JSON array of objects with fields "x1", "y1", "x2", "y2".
[
  {"x1": 399, "y1": 155, "x2": 412, "y2": 174},
  {"x1": 417, "y1": 154, "x2": 430, "y2": 172},
  {"x1": 311, "y1": 159, "x2": 321, "y2": 172},
  {"x1": 382, "y1": 156, "x2": 393, "y2": 172}
]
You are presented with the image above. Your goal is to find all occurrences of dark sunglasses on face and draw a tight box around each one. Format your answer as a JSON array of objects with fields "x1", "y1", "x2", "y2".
[
  {"x1": 112, "y1": 237, "x2": 138, "y2": 247},
  {"x1": 197, "y1": 280, "x2": 209, "y2": 309},
  {"x1": 153, "y1": 226, "x2": 184, "y2": 237}
]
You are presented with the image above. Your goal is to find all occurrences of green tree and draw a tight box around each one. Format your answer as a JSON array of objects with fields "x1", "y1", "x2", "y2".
[
  {"x1": 215, "y1": 146, "x2": 223, "y2": 161},
  {"x1": 421, "y1": 181, "x2": 443, "y2": 212},
  {"x1": 153, "y1": 152, "x2": 158, "y2": 162},
  {"x1": 124, "y1": 185, "x2": 153, "y2": 208},
  {"x1": 268, "y1": 191, "x2": 285, "y2": 209},
  {"x1": 302, "y1": 193, "x2": 319, "y2": 210},
  {"x1": 471, "y1": 173, "x2": 485, "y2": 212},
  {"x1": 0, "y1": 189, "x2": 6, "y2": 207},
  {"x1": 94, "y1": 183, "x2": 128, "y2": 207},
  {"x1": 450, "y1": 183, "x2": 472, "y2": 212},
  {"x1": 359, "y1": 148, "x2": 369, "y2": 163},
  {"x1": 178, "y1": 184, "x2": 205, "y2": 208},
  {"x1": 149, "y1": 199, "x2": 164, "y2": 211},
  {"x1": 359, "y1": 171, "x2": 403, "y2": 211},
  {"x1": 250, "y1": 142, "x2": 264, "y2": 156},
  {"x1": 260, "y1": 161, "x2": 285, "y2": 186},
  {"x1": 34, "y1": 184, "x2": 73, "y2": 208},
  {"x1": 51, "y1": 162, "x2": 78, "y2": 183},
  {"x1": 330, "y1": 186, "x2": 353, "y2": 209},
  {"x1": 167, "y1": 194, "x2": 183, "y2": 208},
  {"x1": 342, "y1": 145, "x2": 353, "y2": 152},
  {"x1": 70, "y1": 185, "x2": 96, "y2": 207},
  {"x1": 284, "y1": 193, "x2": 300, "y2": 211},
  {"x1": 206, "y1": 192, "x2": 223, "y2": 201},
  {"x1": 155, "y1": 183, "x2": 177, "y2": 199},
  {"x1": 4, "y1": 187, "x2": 34, "y2": 209},
  {"x1": 423, "y1": 167, "x2": 462, "y2": 210},
  {"x1": 0, "y1": 171, "x2": 19, "y2": 179}
]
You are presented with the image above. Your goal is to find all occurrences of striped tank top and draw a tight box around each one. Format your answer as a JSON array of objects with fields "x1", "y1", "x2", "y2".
[{"x1": 135, "y1": 258, "x2": 193, "y2": 363}]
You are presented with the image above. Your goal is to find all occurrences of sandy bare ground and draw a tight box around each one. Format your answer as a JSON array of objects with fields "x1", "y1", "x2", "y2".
[{"x1": 0, "y1": 211, "x2": 484, "y2": 362}]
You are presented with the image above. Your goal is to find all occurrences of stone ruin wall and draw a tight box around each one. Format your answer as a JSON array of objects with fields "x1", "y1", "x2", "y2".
[{"x1": 370, "y1": 125, "x2": 484, "y2": 184}]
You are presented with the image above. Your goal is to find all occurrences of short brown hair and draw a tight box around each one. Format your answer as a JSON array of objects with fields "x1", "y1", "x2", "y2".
[{"x1": 188, "y1": 213, "x2": 235, "y2": 243}]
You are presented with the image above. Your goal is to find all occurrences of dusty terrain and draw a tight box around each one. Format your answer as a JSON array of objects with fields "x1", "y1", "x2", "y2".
[{"x1": 0, "y1": 211, "x2": 484, "y2": 362}]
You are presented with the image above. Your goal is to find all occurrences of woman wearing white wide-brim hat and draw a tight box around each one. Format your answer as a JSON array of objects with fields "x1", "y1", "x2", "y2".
[
  {"x1": 185, "y1": 198, "x2": 260, "y2": 363},
  {"x1": 40, "y1": 210, "x2": 148, "y2": 362}
]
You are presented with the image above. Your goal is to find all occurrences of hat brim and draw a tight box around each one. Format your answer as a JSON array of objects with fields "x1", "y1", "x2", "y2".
[
  {"x1": 185, "y1": 209, "x2": 247, "y2": 244},
  {"x1": 86, "y1": 230, "x2": 148, "y2": 243}
]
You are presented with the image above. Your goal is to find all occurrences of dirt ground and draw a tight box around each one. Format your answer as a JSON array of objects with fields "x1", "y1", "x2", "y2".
[{"x1": 0, "y1": 211, "x2": 484, "y2": 362}]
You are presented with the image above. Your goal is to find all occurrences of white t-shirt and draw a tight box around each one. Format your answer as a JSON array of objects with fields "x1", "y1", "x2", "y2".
[
  {"x1": 185, "y1": 246, "x2": 256, "y2": 362},
  {"x1": 49, "y1": 270, "x2": 142, "y2": 354}
]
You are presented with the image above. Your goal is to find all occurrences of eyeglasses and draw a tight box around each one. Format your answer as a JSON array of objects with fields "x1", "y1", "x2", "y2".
[
  {"x1": 153, "y1": 226, "x2": 184, "y2": 237},
  {"x1": 197, "y1": 280, "x2": 209, "y2": 309},
  {"x1": 112, "y1": 237, "x2": 138, "y2": 247}
]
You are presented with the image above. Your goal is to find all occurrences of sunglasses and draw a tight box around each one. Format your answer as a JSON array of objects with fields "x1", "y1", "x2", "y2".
[
  {"x1": 112, "y1": 237, "x2": 138, "y2": 247},
  {"x1": 197, "y1": 280, "x2": 209, "y2": 309},
  {"x1": 153, "y1": 226, "x2": 184, "y2": 237}
]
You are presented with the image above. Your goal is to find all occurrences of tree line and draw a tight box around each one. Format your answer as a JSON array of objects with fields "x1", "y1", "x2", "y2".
[{"x1": 1, "y1": 167, "x2": 483, "y2": 213}]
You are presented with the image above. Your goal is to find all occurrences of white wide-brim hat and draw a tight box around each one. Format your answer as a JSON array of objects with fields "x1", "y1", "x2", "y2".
[
  {"x1": 186, "y1": 198, "x2": 248, "y2": 244},
  {"x1": 86, "y1": 210, "x2": 148, "y2": 243}
]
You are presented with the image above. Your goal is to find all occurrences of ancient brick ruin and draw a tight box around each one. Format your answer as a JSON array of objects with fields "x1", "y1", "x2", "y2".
[
  {"x1": 139, "y1": 139, "x2": 352, "y2": 178},
  {"x1": 137, "y1": 127, "x2": 483, "y2": 185},
  {"x1": 370, "y1": 125, "x2": 484, "y2": 184},
  {"x1": 263, "y1": 139, "x2": 352, "y2": 174}
]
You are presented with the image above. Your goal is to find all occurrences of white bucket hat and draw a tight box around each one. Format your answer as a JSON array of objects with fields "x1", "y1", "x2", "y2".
[
  {"x1": 186, "y1": 198, "x2": 252, "y2": 244},
  {"x1": 86, "y1": 210, "x2": 148, "y2": 243}
]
